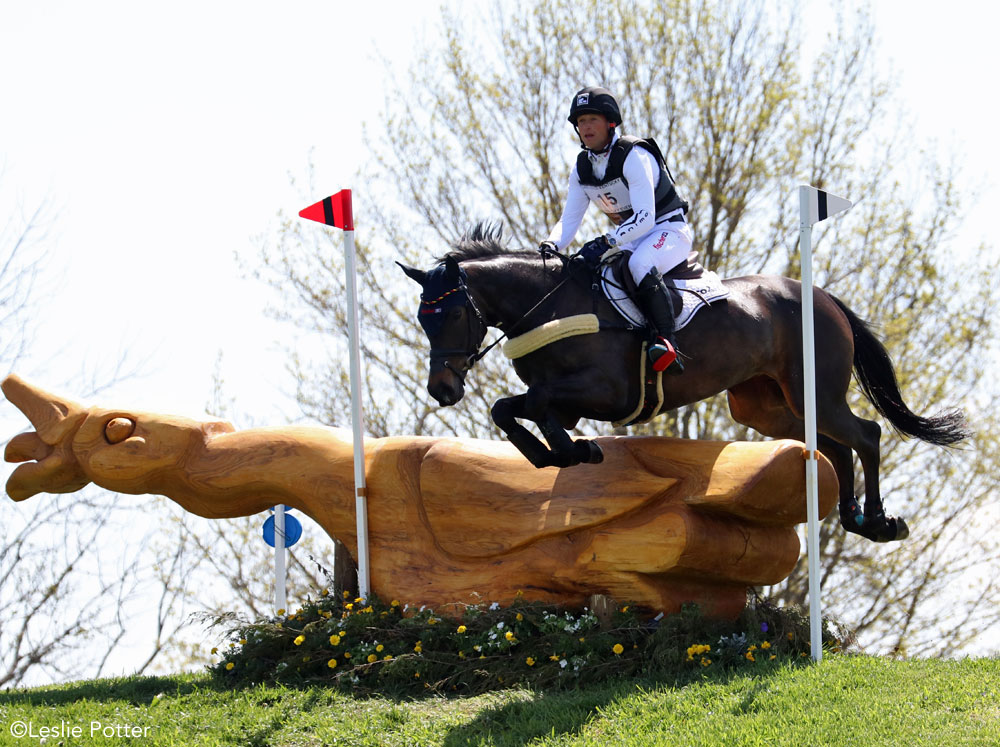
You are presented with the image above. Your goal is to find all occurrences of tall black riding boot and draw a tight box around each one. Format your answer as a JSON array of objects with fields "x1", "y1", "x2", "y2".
[{"x1": 636, "y1": 268, "x2": 684, "y2": 375}]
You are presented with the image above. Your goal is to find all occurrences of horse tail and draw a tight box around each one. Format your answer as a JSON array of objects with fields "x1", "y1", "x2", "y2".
[{"x1": 829, "y1": 295, "x2": 969, "y2": 446}]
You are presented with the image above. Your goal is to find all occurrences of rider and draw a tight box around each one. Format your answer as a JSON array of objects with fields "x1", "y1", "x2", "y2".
[{"x1": 540, "y1": 86, "x2": 691, "y2": 375}]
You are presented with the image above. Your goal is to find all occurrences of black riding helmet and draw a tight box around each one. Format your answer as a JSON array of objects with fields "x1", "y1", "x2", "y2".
[{"x1": 567, "y1": 86, "x2": 623, "y2": 126}]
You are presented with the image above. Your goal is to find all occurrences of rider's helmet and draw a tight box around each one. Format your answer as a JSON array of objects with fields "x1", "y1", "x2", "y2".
[{"x1": 567, "y1": 86, "x2": 623, "y2": 127}]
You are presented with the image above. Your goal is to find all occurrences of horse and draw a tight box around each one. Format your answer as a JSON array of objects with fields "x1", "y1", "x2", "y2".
[{"x1": 398, "y1": 223, "x2": 968, "y2": 543}]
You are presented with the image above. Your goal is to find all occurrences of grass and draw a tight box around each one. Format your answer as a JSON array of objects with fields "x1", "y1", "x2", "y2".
[{"x1": 1, "y1": 656, "x2": 998, "y2": 746}]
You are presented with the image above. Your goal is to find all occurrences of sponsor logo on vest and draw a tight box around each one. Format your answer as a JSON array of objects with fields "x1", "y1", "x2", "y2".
[{"x1": 653, "y1": 232, "x2": 668, "y2": 250}]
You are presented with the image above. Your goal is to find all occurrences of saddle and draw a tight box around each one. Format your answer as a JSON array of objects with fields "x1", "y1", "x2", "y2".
[{"x1": 599, "y1": 250, "x2": 729, "y2": 332}]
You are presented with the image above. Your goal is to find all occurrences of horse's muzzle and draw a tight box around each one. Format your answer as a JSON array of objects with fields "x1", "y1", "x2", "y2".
[{"x1": 428, "y1": 362, "x2": 465, "y2": 407}]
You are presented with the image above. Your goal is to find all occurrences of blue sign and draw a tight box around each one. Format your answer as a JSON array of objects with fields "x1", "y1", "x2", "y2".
[{"x1": 262, "y1": 513, "x2": 303, "y2": 548}]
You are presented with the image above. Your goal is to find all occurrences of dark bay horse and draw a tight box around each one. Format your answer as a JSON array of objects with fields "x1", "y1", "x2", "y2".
[{"x1": 399, "y1": 224, "x2": 967, "y2": 543}]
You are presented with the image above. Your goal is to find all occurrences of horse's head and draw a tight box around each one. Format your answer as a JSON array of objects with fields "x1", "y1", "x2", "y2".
[{"x1": 399, "y1": 255, "x2": 488, "y2": 407}]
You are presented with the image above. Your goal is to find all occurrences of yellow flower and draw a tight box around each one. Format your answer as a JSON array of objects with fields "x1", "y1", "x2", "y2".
[
  {"x1": 345, "y1": 603, "x2": 354, "y2": 611},
  {"x1": 526, "y1": 657, "x2": 535, "y2": 666},
  {"x1": 225, "y1": 662, "x2": 234, "y2": 671},
  {"x1": 211, "y1": 647, "x2": 218, "y2": 655},
  {"x1": 375, "y1": 644, "x2": 384, "y2": 652},
  {"x1": 367, "y1": 654, "x2": 377, "y2": 663},
  {"x1": 787, "y1": 632, "x2": 795, "y2": 640},
  {"x1": 329, "y1": 634, "x2": 341, "y2": 646},
  {"x1": 354, "y1": 597, "x2": 363, "y2": 604},
  {"x1": 415, "y1": 672, "x2": 421, "y2": 678},
  {"x1": 613, "y1": 643, "x2": 624, "y2": 655},
  {"x1": 277, "y1": 608, "x2": 286, "y2": 615},
  {"x1": 276, "y1": 623, "x2": 282, "y2": 629},
  {"x1": 383, "y1": 654, "x2": 393, "y2": 661},
  {"x1": 362, "y1": 606, "x2": 373, "y2": 614},
  {"x1": 457, "y1": 625, "x2": 467, "y2": 634},
  {"x1": 770, "y1": 655, "x2": 777, "y2": 661},
  {"x1": 761, "y1": 641, "x2": 771, "y2": 650},
  {"x1": 294, "y1": 635, "x2": 306, "y2": 646},
  {"x1": 344, "y1": 652, "x2": 352, "y2": 659},
  {"x1": 549, "y1": 654, "x2": 560, "y2": 661},
  {"x1": 748, "y1": 644, "x2": 757, "y2": 652},
  {"x1": 229, "y1": 643, "x2": 235, "y2": 649},
  {"x1": 746, "y1": 652, "x2": 756, "y2": 662},
  {"x1": 391, "y1": 599, "x2": 400, "y2": 607},
  {"x1": 327, "y1": 658, "x2": 337, "y2": 668},
  {"x1": 428, "y1": 618, "x2": 438, "y2": 625},
  {"x1": 701, "y1": 657, "x2": 711, "y2": 667},
  {"x1": 579, "y1": 637, "x2": 586, "y2": 643},
  {"x1": 239, "y1": 639, "x2": 246, "y2": 645},
  {"x1": 516, "y1": 613, "x2": 523, "y2": 621},
  {"x1": 343, "y1": 590, "x2": 350, "y2": 599},
  {"x1": 321, "y1": 588, "x2": 329, "y2": 597},
  {"x1": 458, "y1": 651, "x2": 465, "y2": 659},
  {"x1": 505, "y1": 631, "x2": 515, "y2": 641},
  {"x1": 414, "y1": 644, "x2": 423, "y2": 653},
  {"x1": 621, "y1": 606, "x2": 629, "y2": 613}
]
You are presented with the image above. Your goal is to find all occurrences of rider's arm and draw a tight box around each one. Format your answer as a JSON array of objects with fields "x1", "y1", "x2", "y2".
[
  {"x1": 545, "y1": 166, "x2": 589, "y2": 251},
  {"x1": 608, "y1": 147, "x2": 660, "y2": 246}
]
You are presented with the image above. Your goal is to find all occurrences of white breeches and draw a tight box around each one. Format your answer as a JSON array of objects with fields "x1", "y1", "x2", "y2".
[{"x1": 623, "y1": 218, "x2": 694, "y2": 285}]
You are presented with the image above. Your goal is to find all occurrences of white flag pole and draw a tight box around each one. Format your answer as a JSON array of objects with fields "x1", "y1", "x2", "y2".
[
  {"x1": 275, "y1": 505, "x2": 287, "y2": 612},
  {"x1": 343, "y1": 224, "x2": 371, "y2": 601},
  {"x1": 799, "y1": 187, "x2": 823, "y2": 662},
  {"x1": 798, "y1": 185, "x2": 852, "y2": 663}
]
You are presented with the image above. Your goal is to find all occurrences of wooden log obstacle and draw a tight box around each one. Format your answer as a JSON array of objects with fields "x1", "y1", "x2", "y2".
[{"x1": 2, "y1": 374, "x2": 837, "y2": 618}]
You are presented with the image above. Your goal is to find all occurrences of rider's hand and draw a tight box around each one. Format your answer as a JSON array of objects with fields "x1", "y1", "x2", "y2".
[
  {"x1": 579, "y1": 235, "x2": 612, "y2": 267},
  {"x1": 538, "y1": 241, "x2": 558, "y2": 254}
]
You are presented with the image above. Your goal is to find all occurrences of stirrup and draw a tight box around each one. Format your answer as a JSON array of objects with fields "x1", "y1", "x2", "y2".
[{"x1": 649, "y1": 338, "x2": 683, "y2": 374}]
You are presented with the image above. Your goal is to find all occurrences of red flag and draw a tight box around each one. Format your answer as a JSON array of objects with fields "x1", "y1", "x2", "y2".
[{"x1": 299, "y1": 189, "x2": 354, "y2": 230}]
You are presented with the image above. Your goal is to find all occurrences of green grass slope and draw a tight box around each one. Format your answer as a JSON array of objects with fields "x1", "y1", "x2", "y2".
[{"x1": 1, "y1": 656, "x2": 997, "y2": 746}]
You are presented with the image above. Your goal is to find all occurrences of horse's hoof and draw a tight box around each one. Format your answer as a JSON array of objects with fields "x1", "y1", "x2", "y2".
[{"x1": 574, "y1": 439, "x2": 603, "y2": 464}]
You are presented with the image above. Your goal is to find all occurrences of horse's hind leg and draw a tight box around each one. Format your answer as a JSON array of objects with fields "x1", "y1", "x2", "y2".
[
  {"x1": 815, "y1": 401, "x2": 908, "y2": 542},
  {"x1": 727, "y1": 377, "x2": 906, "y2": 541}
]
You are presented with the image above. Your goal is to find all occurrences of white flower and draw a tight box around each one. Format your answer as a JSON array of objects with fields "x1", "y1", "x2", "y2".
[
  {"x1": 559, "y1": 659, "x2": 568, "y2": 668},
  {"x1": 496, "y1": 621, "x2": 504, "y2": 629},
  {"x1": 489, "y1": 602, "x2": 500, "y2": 610}
]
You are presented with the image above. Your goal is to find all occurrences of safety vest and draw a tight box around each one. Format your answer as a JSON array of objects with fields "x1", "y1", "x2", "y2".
[{"x1": 575, "y1": 136, "x2": 688, "y2": 226}]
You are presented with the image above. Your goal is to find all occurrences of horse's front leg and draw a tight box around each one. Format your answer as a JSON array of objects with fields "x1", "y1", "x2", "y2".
[
  {"x1": 525, "y1": 386, "x2": 603, "y2": 467},
  {"x1": 491, "y1": 394, "x2": 558, "y2": 468},
  {"x1": 491, "y1": 389, "x2": 602, "y2": 469}
]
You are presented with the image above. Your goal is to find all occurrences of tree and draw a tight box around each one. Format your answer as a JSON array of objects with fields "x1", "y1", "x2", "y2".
[
  {"x1": 253, "y1": 0, "x2": 1000, "y2": 656},
  {"x1": 0, "y1": 186, "x2": 151, "y2": 687}
]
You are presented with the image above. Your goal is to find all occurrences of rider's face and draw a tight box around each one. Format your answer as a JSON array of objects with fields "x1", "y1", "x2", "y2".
[{"x1": 576, "y1": 113, "x2": 612, "y2": 150}]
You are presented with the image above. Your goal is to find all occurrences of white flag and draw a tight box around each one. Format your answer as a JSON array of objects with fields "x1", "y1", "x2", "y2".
[{"x1": 800, "y1": 185, "x2": 852, "y2": 225}]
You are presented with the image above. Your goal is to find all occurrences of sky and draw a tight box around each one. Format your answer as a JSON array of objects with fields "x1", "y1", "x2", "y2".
[{"x1": 2, "y1": 0, "x2": 1000, "y2": 681}]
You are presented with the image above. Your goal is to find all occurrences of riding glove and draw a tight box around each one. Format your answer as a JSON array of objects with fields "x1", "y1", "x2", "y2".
[
  {"x1": 579, "y1": 235, "x2": 612, "y2": 267},
  {"x1": 538, "y1": 241, "x2": 559, "y2": 254}
]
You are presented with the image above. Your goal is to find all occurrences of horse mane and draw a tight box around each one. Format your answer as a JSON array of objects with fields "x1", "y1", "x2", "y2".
[{"x1": 438, "y1": 221, "x2": 533, "y2": 264}]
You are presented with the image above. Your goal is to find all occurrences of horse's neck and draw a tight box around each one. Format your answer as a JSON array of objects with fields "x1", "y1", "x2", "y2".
[{"x1": 465, "y1": 259, "x2": 570, "y2": 331}]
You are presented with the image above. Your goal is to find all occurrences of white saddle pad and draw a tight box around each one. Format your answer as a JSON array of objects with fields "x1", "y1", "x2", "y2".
[{"x1": 599, "y1": 267, "x2": 730, "y2": 331}]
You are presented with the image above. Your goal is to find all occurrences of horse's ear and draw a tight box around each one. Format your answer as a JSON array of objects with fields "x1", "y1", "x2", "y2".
[
  {"x1": 396, "y1": 262, "x2": 427, "y2": 286},
  {"x1": 444, "y1": 255, "x2": 461, "y2": 279}
]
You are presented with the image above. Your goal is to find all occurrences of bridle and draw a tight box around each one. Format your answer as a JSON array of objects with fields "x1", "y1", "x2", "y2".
[
  {"x1": 422, "y1": 269, "x2": 491, "y2": 383},
  {"x1": 421, "y1": 254, "x2": 572, "y2": 383}
]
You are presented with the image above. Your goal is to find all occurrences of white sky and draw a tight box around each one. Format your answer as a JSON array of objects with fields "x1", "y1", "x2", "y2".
[
  {"x1": 2, "y1": 0, "x2": 999, "y2": 679},
  {"x1": 1, "y1": 0, "x2": 997, "y2": 423}
]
